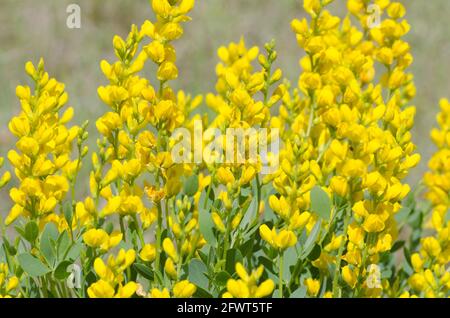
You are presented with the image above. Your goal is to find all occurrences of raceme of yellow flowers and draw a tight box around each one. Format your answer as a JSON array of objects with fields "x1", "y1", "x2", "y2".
[{"x1": 0, "y1": 0, "x2": 448, "y2": 298}]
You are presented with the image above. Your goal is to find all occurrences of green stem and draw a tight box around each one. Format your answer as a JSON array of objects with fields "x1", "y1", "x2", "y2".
[
  {"x1": 133, "y1": 214, "x2": 145, "y2": 248},
  {"x1": 119, "y1": 216, "x2": 126, "y2": 241},
  {"x1": 279, "y1": 252, "x2": 284, "y2": 298},
  {"x1": 332, "y1": 207, "x2": 352, "y2": 298},
  {"x1": 155, "y1": 203, "x2": 163, "y2": 273}
]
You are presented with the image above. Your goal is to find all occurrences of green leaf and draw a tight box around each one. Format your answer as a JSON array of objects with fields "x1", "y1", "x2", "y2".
[
  {"x1": 225, "y1": 249, "x2": 243, "y2": 275},
  {"x1": 188, "y1": 259, "x2": 209, "y2": 290},
  {"x1": 283, "y1": 247, "x2": 298, "y2": 281},
  {"x1": 54, "y1": 260, "x2": 73, "y2": 280},
  {"x1": 56, "y1": 231, "x2": 71, "y2": 260},
  {"x1": 14, "y1": 225, "x2": 26, "y2": 239},
  {"x1": 391, "y1": 240, "x2": 405, "y2": 253},
  {"x1": 300, "y1": 221, "x2": 321, "y2": 260},
  {"x1": 290, "y1": 286, "x2": 307, "y2": 298},
  {"x1": 215, "y1": 271, "x2": 231, "y2": 287},
  {"x1": 199, "y1": 197, "x2": 216, "y2": 246},
  {"x1": 307, "y1": 244, "x2": 321, "y2": 261},
  {"x1": 24, "y1": 221, "x2": 39, "y2": 243},
  {"x1": 133, "y1": 263, "x2": 154, "y2": 281},
  {"x1": 310, "y1": 186, "x2": 331, "y2": 220},
  {"x1": 105, "y1": 222, "x2": 114, "y2": 235},
  {"x1": 40, "y1": 223, "x2": 59, "y2": 268},
  {"x1": 18, "y1": 253, "x2": 51, "y2": 277},
  {"x1": 63, "y1": 202, "x2": 73, "y2": 227},
  {"x1": 183, "y1": 175, "x2": 199, "y2": 197},
  {"x1": 66, "y1": 242, "x2": 82, "y2": 261}
]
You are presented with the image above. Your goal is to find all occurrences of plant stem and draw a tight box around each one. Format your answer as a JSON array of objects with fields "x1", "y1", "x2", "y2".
[
  {"x1": 119, "y1": 216, "x2": 126, "y2": 241},
  {"x1": 133, "y1": 214, "x2": 145, "y2": 248},
  {"x1": 279, "y1": 252, "x2": 284, "y2": 298},
  {"x1": 332, "y1": 207, "x2": 351, "y2": 298},
  {"x1": 155, "y1": 202, "x2": 163, "y2": 273}
]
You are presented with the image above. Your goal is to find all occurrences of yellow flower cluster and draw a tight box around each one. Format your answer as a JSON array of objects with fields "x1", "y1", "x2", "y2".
[
  {"x1": 263, "y1": 0, "x2": 420, "y2": 297},
  {"x1": 6, "y1": 59, "x2": 86, "y2": 230},
  {"x1": 405, "y1": 99, "x2": 450, "y2": 298},
  {"x1": 87, "y1": 249, "x2": 137, "y2": 298},
  {"x1": 0, "y1": 263, "x2": 19, "y2": 298},
  {"x1": 222, "y1": 263, "x2": 274, "y2": 298},
  {"x1": 0, "y1": 0, "x2": 449, "y2": 299}
]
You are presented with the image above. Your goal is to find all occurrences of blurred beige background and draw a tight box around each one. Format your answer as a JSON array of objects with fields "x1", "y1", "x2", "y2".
[{"x1": 0, "y1": 0, "x2": 449, "y2": 191}]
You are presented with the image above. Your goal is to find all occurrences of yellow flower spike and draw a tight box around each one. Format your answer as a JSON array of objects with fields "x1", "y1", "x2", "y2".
[
  {"x1": 140, "y1": 244, "x2": 156, "y2": 262},
  {"x1": 304, "y1": 278, "x2": 320, "y2": 297},
  {"x1": 163, "y1": 238, "x2": 179, "y2": 263},
  {"x1": 173, "y1": 280, "x2": 197, "y2": 298}
]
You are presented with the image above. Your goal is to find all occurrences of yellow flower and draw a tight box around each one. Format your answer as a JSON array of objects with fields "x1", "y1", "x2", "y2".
[
  {"x1": 216, "y1": 167, "x2": 235, "y2": 185},
  {"x1": 304, "y1": 278, "x2": 320, "y2": 297},
  {"x1": 164, "y1": 258, "x2": 178, "y2": 280},
  {"x1": 342, "y1": 266, "x2": 357, "y2": 288},
  {"x1": 83, "y1": 229, "x2": 109, "y2": 248},
  {"x1": 363, "y1": 215, "x2": 385, "y2": 233},
  {"x1": 150, "y1": 288, "x2": 171, "y2": 298},
  {"x1": 87, "y1": 280, "x2": 115, "y2": 298},
  {"x1": 173, "y1": 280, "x2": 197, "y2": 298},
  {"x1": 259, "y1": 224, "x2": 297, "y2": 250},
  {"x1": 163, "y1": 238, "x2": 179, "y2": 263},
  {"x1": 140, "y1": 244, "x2": 156, "y2": 262},
  {"x1": 223, "y1": 263, "x2": 274, "y2": 298}
]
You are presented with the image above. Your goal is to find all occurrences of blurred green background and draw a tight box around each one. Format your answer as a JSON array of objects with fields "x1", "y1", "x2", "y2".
[{"x1": 0, "y1": 0, "x2": 449, "y2": 194}]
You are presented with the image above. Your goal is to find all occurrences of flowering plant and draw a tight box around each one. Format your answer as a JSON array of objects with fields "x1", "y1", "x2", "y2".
[{"x1": 0, "y1": 0, "x2": 448, "y2": 299}]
